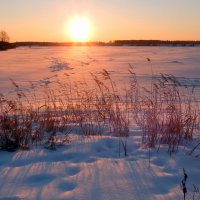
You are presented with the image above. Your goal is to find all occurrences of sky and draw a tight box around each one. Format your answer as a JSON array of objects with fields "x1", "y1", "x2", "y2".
[{"x1": 0, "y1": 0, "x2": 200, "y2": 42}]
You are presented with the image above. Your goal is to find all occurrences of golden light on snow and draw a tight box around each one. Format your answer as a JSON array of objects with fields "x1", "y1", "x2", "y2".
[{"x1": 67, "y1": 16, "x2": 91, "y2": 42}]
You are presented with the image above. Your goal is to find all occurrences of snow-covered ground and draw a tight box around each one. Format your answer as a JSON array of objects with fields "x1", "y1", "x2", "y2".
[
  {"x1": 1, "y1": 46, "x2": 200, "y2": 94},
  {"x1": 0, "y1": 132, "x2": 199, "y2": 200},
  {"x1": 0, "y1": 46, "x2": 200, "y2": 200}
]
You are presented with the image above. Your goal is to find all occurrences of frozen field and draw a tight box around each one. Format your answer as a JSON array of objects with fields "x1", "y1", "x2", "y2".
[
  {"x1": 0, "y1": 46, "x2": 200, "y2": 94},
  {"x1": 0, "y1": 46, "x2": 200, "y2": 200}
]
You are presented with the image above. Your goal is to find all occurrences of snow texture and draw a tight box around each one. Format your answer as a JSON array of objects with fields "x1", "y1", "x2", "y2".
[{"x1": 0, "y1": 46, "x2": 200, "y2": 200}]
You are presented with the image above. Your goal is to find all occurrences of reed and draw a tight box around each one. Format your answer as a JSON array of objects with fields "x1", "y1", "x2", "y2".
[
  {"x1": 132, "y1": 72, "x2": 199, "y2": 154},
  {"x1": 0, "y1": 65, "x2": 199, "y2": 154}
]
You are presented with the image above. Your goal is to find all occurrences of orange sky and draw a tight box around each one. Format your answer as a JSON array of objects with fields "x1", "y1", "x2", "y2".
[{"x1": 1, "y1": 0, "x2": 200, "y2": 42}]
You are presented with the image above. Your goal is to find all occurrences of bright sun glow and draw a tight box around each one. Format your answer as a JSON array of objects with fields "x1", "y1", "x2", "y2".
[{"x1": 68, "y1": 16, "x2": 91, "y2": 42}]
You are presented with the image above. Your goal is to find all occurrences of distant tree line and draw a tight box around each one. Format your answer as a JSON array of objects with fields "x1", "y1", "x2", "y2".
[
  {"x1": 15, "y1": 41, "x2": 106, "y2": 47},
  {"x1": 1, "y1": 30, "x2": 200, "y2": 49},
  {"x1": 112, "y1": 40, "x2": 200, "y2": 46},
  {"x1": 15, "y1": 40, "x2": 200, "y2": 47},
  {"x1": 0, "y1": 30, "x2": 16, "y2": 51}
]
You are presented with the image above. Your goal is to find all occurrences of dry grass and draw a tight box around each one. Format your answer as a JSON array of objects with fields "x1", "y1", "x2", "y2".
[
  {"x1": 0, "y1": 66, "x2": 199, "y2": 154},
  {"x1": 133, "y1": 71, "x2": 199, "y2": 154}
]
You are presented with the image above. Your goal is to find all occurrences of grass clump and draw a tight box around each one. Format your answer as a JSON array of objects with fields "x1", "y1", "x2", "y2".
[{"x1": 0, "y1": 63, "x2": 199, "y2": 155}]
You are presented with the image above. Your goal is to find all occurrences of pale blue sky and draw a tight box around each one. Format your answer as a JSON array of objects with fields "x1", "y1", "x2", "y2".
[{"x1": 0, "y1": 0, "x2": 200, "y2": 41}]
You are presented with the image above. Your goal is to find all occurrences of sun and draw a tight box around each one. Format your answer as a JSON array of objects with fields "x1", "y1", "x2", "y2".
[{"x1": 68, "y1": 16, "x2": 91, "y2": 42}]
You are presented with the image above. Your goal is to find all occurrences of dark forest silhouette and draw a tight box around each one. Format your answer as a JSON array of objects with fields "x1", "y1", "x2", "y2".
[
  {"x1": 0, "y1": 30, "x2": 15, "y2": 51},
  {"x1": 1, "y1": 30, "x2": 200, "y2": 51},
  {"x1": 16, "y1": 40, "x2": 200, "y2": 47}
]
